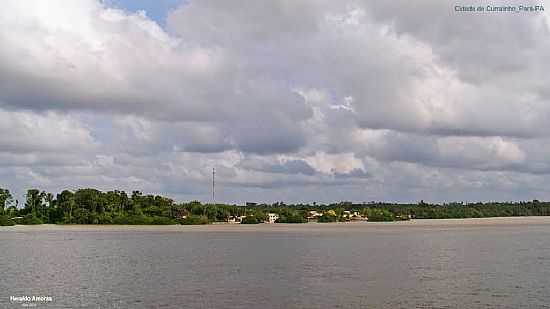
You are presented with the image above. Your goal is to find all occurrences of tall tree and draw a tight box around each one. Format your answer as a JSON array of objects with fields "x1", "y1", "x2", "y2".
[
  {"x1": 74, "y1": 189, "x2": 103, "y2": 224},
  {"x1": 57, "y1": 190, "x2": 75, "y2": 223},
  {"x1": 25, "y1": 189, "x2": 44, "y2": 217},
  {"x1": 0, "y1": 188, "x2": 13, "y2": 214}
]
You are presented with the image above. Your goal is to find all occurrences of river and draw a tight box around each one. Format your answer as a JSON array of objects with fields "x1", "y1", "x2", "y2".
[{"x1": 1, "y1": 217, "x2": 550, "y2": 308}]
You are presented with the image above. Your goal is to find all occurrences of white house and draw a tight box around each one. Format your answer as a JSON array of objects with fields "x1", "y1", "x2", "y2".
[
  {"x1": 307, "y1": 210, "x2": 322, "y2": 222},
  {"x1": 342, "y1": 210, "x2": 352, "y2": 220},
  {"x1": 266, "y1": 213, "x2": 279, "y2": 223},
  {"x1": 227, "y1": 215, "x2": 246, "y2": 223}
]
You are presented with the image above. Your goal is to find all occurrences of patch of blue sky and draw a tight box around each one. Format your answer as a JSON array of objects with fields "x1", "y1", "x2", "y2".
[{"x1": 102, "y1": 0, "x2": 185, "y2": 27}]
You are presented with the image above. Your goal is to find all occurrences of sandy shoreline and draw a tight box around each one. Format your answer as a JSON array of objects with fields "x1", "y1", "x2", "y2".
[{"x1": 1, "y1": 216, "x2": 549, "y2": 233}]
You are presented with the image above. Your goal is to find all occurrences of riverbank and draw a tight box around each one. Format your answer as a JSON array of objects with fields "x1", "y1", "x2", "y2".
[{"x1": 1, "y1": 216, "x2": 549, "y2": 233}]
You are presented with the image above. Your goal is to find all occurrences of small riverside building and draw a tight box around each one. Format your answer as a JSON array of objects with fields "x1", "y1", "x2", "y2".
[
  {"x1": 227, "y1": 216, "x2": 239, "y2": 224},
  {"x1": 307, "y1": 211, "x2": 322, "y2": 222},
  {"x1": 227, "y1": 216, "x2": 246, "y2": 224},
  {"x1": 175, "y1": 209, "x2": 189, "y2": 219},
  {"x1": 343, "y1": 210, "x2": 366, "y2": 221},
  {"x1": 266, "y1": 213, "x2": 279, "y2": 223}
]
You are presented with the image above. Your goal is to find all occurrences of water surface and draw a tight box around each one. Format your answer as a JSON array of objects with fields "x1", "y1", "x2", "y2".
[{"x1": 1, "y1": 218, "x2": 550, "y2": 308}]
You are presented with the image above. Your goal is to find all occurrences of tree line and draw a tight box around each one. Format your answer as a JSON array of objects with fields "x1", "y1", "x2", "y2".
[{"x1": 1, "y1": 187, "x2": 550, "y2": 226}]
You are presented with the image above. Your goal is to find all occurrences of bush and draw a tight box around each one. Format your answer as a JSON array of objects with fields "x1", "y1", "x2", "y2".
[
  {"x1": 318, "y1": 214, "x2": 338, "y2": 223},
  {"x1": 72, "y1": 208, "x2": 91, "y2": 224},
  {"x1": 98, "y1": 213, "x2": 113, "y2": 224},
  {"x1": 276, "y1": 215, "x2": 307, "y2": 223},
  {"x1": 150, "y1": 216, "x2": 178, "y2": 225},
  {"x1": 113, "y1": 214, "x2": 153, "y2": 225},
  {"x1": 18, "y1": 214, "x2": 43, "y2": 225},
  {"x1": 180, "y1": 215, "x2": 209, "y2": 225},
  {"x1": 366, "y1": 209, "x2": 395, "y2": 222},
  {"x1": 240, "y1": 216, "x2": 261, "y2": 224},
  {"x1": 0, "y1": 215, "x2": 15, "y2": 226}
]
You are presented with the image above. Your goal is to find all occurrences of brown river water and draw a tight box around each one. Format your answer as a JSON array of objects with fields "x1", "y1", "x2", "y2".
[{"x1": 1, "y1": 217, "x2": 550, "y2": 308}]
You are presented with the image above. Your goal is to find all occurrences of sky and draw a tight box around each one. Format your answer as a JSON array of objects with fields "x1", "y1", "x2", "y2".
[{"x1": 1, "y1": 0, "x2": 550, "y2": 204}]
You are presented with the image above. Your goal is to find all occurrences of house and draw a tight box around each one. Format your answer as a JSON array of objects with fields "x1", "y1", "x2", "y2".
[
  {"x1": 227, "y1": 216, "x2": 239, "y2": 224},
  {"x1": 227, "y1": 215, "x2": 247, "y2": 223},
  {"x1": 343, "y1": 210, "x2": 352, "y2": 219},
  {"x1": 343, "y1": 210, "x2": 366, "y2": 221},
  {"x1": 175, "y1": 209, "x2": 189, "y2": 219},
  {"x1": 245, "y1": 202, "x2": 257, "y2": 207},
  {"x1": 307, "y1": 210, "x2": 322, "y2": 222},
  {"x1": 395, "y1": 214, "x2": 412, "y2": 221},
  {"x1": 266, "y1": 213, "x2": 279, "y2": 223},
  {"x1": 351, "y1": 211, "x2": 368, "y2": 221}
]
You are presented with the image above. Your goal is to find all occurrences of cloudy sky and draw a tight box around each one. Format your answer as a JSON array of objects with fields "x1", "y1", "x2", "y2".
[{"x1": 1, "y1": 0, "x2": 550, "y2": 204}]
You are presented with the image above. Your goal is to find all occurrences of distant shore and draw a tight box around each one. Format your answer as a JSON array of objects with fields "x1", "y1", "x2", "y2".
[{"x1": 1, "y1": 216, "x2": 549, "y2": 233}]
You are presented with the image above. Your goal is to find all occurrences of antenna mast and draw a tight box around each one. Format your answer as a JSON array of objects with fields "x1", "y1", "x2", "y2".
[{"x1": 212, "y1": 167, "x2": 216, "y2": 204}]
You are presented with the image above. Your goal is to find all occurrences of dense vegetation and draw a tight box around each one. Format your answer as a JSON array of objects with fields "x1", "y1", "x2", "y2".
[
  {"x1": 181, "y1": 215, "x2": 209, "y2": 225},
  {"x1": 275, "y1": 208, "x2": 308, "y2": 223},
  {"x1": 1, "y1": 187, "x2": 550, "y2": 225},
  {"x1": 240, "y1": 215, "x2": 263, "y2": 224}
]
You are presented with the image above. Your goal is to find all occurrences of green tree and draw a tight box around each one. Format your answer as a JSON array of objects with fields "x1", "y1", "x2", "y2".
[
  {"x1": 241, "y1": 215, "x2": 261, "y2": 224},
  {"x1": 57, "y1": 190, "x2": 75, "y2": 223},
  {"x1": 25, "y1": 189, "x2": 45, "y2": 217},
  {"x1": 0, "y1": 188, "x2": 13, "y2": 214},
  {"x1": 74, "y1": 189, "x2": 104, "y2": 224},
  {"x1": 366, "y1": 208, "x2": 395, "y2": 222}
]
